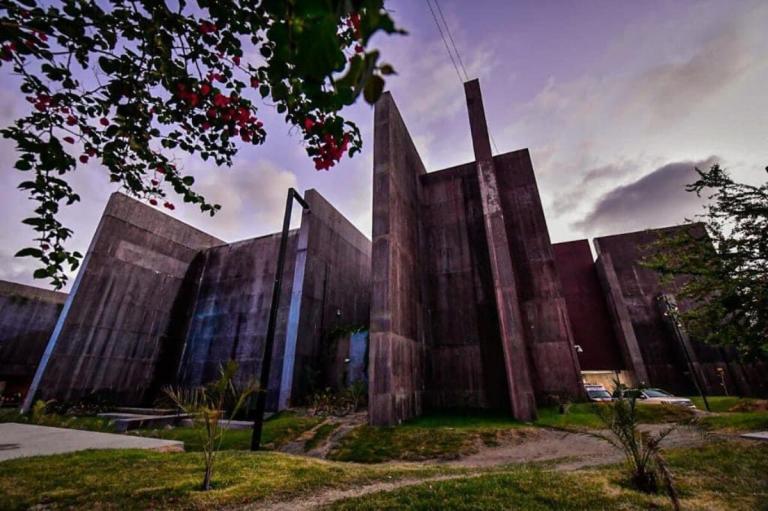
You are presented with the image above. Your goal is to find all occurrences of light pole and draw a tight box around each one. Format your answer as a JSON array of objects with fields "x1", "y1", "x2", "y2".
[
  {"x1": 251, "y1": 188, "x2": 309, "y2": 451},
  {"x1": 658, "y1": 294, "x2": 711, "y2": 412}
]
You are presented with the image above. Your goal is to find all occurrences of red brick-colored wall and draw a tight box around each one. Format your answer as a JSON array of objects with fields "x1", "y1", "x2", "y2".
[{"x1": 553, "y1": 240, "x2": 624, "y2": 371}]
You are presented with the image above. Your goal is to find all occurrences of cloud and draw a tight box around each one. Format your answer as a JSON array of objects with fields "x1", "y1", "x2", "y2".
[
  {"x1": 180, "y1": 159, "x2": 299, "y2": 241},
  {"x1": 548, "y1": 161, "x2": 637, "y2": 218},
  {"x1": 619, "y1": 26, "x2": 755, "y2": 128},
  {"x1": 573, "y1": 156, "x2": 718, "y2": 235}
]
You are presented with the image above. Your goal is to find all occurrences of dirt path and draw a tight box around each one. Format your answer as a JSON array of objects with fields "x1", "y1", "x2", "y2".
[
  {"x1": 451, "y1": 424, "x2": 707, "y2": 470},
  {"x1": 238, "y1": 424, "x2": 709, "y2": 510}
]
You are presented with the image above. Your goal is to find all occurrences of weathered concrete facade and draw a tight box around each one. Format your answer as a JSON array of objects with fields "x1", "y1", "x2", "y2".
[
  {"x1": 20, "y1": 189, "x2": 371, "y2": 410},
  {"x1": 552, "y1": 240, "x2": 624, "y2": 372},
  {"x1": 27, "y1": 193, "x2": 223, "y2": 406},
  {"x1": 550, "y1": 226, "x2": 766, "y2": 397},
  {"x1": 369, "y1": 80, "x2": 584, "y2": 425},
  {"x1": 592, "y1": 226, "x2": 768, "y2": 397},
  {"x1": 6, "y1": 80, "x2": 766, "y2": 420},
  {"x1": 0, "y1": 281, "x2": 67, "y2": 399}
]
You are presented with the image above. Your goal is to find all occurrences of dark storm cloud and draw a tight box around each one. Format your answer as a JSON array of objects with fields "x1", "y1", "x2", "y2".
[{"x1": 574, "y1": 156, "x2": 718, "y2": 235}]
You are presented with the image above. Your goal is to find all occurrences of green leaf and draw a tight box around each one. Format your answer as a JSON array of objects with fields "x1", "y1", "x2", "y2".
[
  {"x1": 363, "y1": 75, "x2": 385, "y2": 104},
  {"x1": 15, "y1": 247, "x2": 43, "y2": 258},
  {"x1": 15, "y1": 160, "x2": 32, "y2": 171}
]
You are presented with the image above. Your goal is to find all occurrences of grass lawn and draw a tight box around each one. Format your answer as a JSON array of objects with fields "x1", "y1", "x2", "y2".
[
  {"x1": 689, "y1": 396, "x2": 761, "y2": 412},
  {"x1": 535, "y1": 402, "x2": 696, "y2": 431},
  {"x1": 328, "y1": 404, "x2": 696, "y2": 463},
  {"x1": 328, "y1": 409, "x2": 535, "y2": 463},
  {"x1": 131, "y1": 411, "x2": 323, "y2": 451},
  {"x1": 687, "y1": 396, "x2": 768, "y2": 432},
  {"x1": 328, "y1": 440, "x2": 768, "y2": 510},
  {"x1": 0, "y1": 449, "x2": 466, "y2": 511}
]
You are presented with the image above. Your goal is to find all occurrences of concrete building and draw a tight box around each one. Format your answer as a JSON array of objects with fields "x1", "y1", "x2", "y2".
[
  {"x1": 368, "y1": 80, "x2": 584, "y2": 426},
  {"x1": 556, "y1": 226, "x2": 768, "y2": 397},
  {"x1": 16, "y1": 189, "x2": 371, "y2": 411},
  {"x1": 0, "y1": 281, "x2": 67, "y2": 402},
  {"x1": 2, "y1": 79, "x2": 764, "y2": 422},
  {"x1": 367, "y1": 80, "x2": 766, "y2": 426}
]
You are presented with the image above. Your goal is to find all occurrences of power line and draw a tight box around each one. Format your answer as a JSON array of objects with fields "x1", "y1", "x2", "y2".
[
  {"x1": 433, "y1": 0, "x2": 470, "y2": 81},
  {"x1": 425, "y1": 0, "x2": 464, "y2": 84},
  {"x1": 425, "y1": 0, "x2": 500, "y2": 154}
]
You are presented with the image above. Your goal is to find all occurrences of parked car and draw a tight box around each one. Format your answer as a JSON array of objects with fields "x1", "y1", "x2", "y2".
[
  {"x1": 584, "y1": 384, "x2": 613, "y2": 402},
  {"x1": 619, "y1": 388, "x2": 696, "y2": 408}
]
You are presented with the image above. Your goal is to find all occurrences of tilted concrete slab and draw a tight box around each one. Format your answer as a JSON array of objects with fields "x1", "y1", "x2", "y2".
[{"x1": 0, "y1": 423, "x2": 183, "y2": 461}]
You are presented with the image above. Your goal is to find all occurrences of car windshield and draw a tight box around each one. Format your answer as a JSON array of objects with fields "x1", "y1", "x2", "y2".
[
  {"x1": 643, "y1": 389, "x2": 674, "y2": 398},
  {"x1": 588, "y1": 389, "x2": 612, "y2": 399}
]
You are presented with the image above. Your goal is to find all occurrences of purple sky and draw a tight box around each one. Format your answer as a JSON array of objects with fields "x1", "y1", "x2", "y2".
[{"x1": 2, "y1": 0, "x2": 767, "y2": 289}]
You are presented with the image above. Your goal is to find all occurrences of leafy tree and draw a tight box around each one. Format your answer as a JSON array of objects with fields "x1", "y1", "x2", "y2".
[
  {"x1": 164, "y1": 360, "x2": 257, "y2": 491},
  {"x1": 0, "y1": 0, "x2": 402, "y2": 288},
  {"x1": 645, "y1": 164, "x2": 768, "y2": 360}
]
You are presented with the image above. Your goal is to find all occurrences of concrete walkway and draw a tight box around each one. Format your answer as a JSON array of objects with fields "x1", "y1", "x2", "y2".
[
  {"x1": 741, "y1": 431, "x2": 768, "y2": 442},
  {"x1": 0, "y1": 423, "x2": 184, "y2": 461}
]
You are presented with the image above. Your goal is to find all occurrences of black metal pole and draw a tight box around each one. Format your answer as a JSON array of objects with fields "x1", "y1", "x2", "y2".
[
  {"x1": 660, "y1": 294, "x2": 711, "y2": 412},
  {"x1": 251, "y1": 188, "x2": 309, "y2": 451}
]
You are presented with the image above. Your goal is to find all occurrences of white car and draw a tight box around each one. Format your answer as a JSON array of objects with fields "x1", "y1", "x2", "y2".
[
  {"x1": 584, "y1": 384, "x2": 613, "y2": 402},
  {"x1": 623, "y1": 388, "x2": 696, "y2": 408}
]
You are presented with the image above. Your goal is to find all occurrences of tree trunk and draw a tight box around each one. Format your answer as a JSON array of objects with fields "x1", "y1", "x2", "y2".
[{"x1": 202, "y1": 463, "x2": 213, "y2": 491}]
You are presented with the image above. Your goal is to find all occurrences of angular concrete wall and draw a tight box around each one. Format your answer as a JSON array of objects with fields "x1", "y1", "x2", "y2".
[
  {"x1": 30, "y1": 193, "x2": 223, "y2": 405},
  {"x1": 552, "y1": 240, "x2": 624, "y2": 371},
  {"x1": 279, "y1": 190, "x2": 371, "y2": 407},
  {"x1": 464, "y1": 81, "x2": 538, "y2": 419},
  {"x1": 0, "y1": 281, "x2": 66, "y2": 398},
  {"x1": 420, "y1": 163, "x2": 508, "y2": 410},
  {"x1": 593, "y1": 224, "x2": 767, "y2": 396},
  {"x1": 594, "y1": 252, "x2": 649, "y2": 383},
  {"x1": 178, "y1": 232, "x2": 298, "y2": 410},
  {"x1": 369, "y1": 92, "x2": 428, "y2": 425},
  {"x1": 23, "y1": 188, "x2": 371, "y2": 411},
  {"x1": 369, "y1": 81, "x2": 586, "y2": 424},
  {"x1": 492, "y1": 149, "x2": 583, "y2": 402}
]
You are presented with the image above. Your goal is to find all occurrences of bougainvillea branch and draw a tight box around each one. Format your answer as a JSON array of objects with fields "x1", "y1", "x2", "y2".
[{"x1": 0, "y1": 0, "x2": 402, "y2": 288}]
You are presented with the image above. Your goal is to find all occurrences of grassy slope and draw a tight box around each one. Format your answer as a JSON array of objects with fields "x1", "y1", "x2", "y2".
[
  {"x1": 328, "y1": 441, "x2": 768, "y2": 511},
  {"x1": 0, "y1": 449, "x2": 465, "y2": 511},
  {"x1": 330, "y1": 404, "x2": 695, "y2": 463},
  {"x1": 688, "y1": 396, "x2": 768, "y2": 432},
  {"x1": 328, "y1": 410, "x2": 533, "y2": 463}
]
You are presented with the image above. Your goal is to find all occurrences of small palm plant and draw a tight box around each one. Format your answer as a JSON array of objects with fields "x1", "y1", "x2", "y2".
[
  {"x1": 164, "y1": 361, "x2": 258, "y2": 491},
  {"x1": 591, "y1": 381, "x2": 681, "y2": 510}
]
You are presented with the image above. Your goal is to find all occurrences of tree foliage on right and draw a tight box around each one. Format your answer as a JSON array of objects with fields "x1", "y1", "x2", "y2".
[{"x1": 645, "y1": 163, "x2": 768, "y2": 360}]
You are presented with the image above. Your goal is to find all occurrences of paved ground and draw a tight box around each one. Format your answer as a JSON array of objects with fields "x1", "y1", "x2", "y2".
[
  {"x1": 0, "y1": 422, "x2": 184, "y2": 461},
  {"x1": 741, "y1": 431, "x2": 768, "y2": 441}
]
